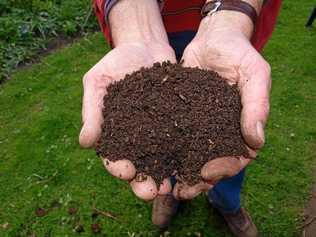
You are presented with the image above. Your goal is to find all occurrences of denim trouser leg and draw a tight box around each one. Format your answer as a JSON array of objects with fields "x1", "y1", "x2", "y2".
[
  {"x1": 207, "y1": 169, "x2": 245, "y2": 214},
  {"x1": 170, "y1": 170, "x2": 245, "y2": 214}
]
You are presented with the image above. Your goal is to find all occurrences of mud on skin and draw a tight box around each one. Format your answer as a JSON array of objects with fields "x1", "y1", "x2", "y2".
[{"x1": 96, "y1": 62, "x2": 249, "y2": 185}]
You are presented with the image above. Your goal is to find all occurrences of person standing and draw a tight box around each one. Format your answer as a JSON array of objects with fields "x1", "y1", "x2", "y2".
[{"x1": 79, "y1": 1, "x2": 281, "y2": 236}]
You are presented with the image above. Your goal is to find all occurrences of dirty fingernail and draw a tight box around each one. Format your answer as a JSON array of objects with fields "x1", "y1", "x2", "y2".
[{"x1": 135, "y1": 173, "x2": 148, "y2": 182}]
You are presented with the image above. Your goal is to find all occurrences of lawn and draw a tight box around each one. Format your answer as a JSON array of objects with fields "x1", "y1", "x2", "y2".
[{"x1": 0, "y1": 1, "x2": 315, "y2": 236}]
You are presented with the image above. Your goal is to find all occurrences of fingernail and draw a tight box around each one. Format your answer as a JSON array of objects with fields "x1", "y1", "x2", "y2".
[
  {"x1": 104, "y1": 159, "x2": 109, "y2": 165},
  {"x1": 256, "y1": 121, "x2": 265, "y2": 146},
  {"x1": 135, "y1": 173, "x2": 148, "y2": 182},
  {"x1": 79, "y1": 126, "x2": 90, "y2": 148},
  {"x1": 79, "y1": 126, "x2": 85, "y2": 138},
  {"x1": 79, "y1": 126, "x2": 85, "y2": 144}
]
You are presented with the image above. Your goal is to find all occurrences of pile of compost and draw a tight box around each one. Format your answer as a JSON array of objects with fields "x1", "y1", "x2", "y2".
[{"x1": 96, "y1": 62, "x2": 248, "y2": 185}]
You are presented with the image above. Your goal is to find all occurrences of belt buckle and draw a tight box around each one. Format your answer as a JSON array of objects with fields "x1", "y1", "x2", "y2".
[{"x1": 209, "y1": 1, "x2": 222, "y2": 16}]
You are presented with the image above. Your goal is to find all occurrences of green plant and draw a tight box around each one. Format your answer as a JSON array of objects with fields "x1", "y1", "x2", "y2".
[{"x1": 0, "y1": 0, "x2": 98, "y2": 83}]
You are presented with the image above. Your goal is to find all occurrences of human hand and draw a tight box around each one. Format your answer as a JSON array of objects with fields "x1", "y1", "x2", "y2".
[
  {"x1": 79, "y1": 42, "x2": 176, "y2": 201},
  {"x1": 173, "y1": 10, "x2": 271, "y2": 200},
  {"x1": 79, "y1": 0, "x2": 178, "y2": 201}
]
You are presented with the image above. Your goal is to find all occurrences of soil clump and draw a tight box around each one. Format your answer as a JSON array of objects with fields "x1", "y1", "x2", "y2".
[{"x1": 96, "y1": 62, "x2": 249, "y2": 185}]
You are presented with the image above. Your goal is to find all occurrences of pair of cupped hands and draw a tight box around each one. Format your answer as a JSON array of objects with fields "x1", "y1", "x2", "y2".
[{"x1": 79, "y1": 23, "x2": 271, "y2": 201}]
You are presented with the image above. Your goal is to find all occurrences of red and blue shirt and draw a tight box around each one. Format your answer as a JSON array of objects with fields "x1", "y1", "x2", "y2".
[{"x1": 93, "y1": 0, "x2": 281, "y2": 52}]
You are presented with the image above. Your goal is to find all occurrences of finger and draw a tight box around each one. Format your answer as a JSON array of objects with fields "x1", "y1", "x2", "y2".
[
  {"x1": 130, "y1": 175, "x2": 158, "y2": 201},
  {"x1": 102, "y1": 158, "x2": 136, "y2": 180},
  {"x1": 158, "y1": 178, "x2": 172, "y2": 195},
  {"x1": 239, "y1": 57, "x2": 271, "y2": 149},
  {"x1": 79, "y1": 72, "x2": 111, "y2": 148},
  {"x1": 181, "y1": 43, "x2": 201, "y2": 68},
  {"x1": 201, "y1": 157, "x2": 252, "y2": 181},
  {"x1": 173, "y1": 182, "x2": 212, "y2": 200},
  {"x1": 247, "y1": 146, "x2": 257, "y2": 158}
]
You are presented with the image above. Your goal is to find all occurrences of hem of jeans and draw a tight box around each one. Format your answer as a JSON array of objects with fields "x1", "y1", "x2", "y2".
[{"x1": 212, "y1": 202, "x2": 241, "y2": 214}]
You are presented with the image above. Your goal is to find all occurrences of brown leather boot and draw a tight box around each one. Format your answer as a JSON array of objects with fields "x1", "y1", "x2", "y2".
[
  {"x1": 152, "y1": 194, "x2": 179, "y2": 229},
  {"x1": 220, "y1": 208, "x2": 259, "y2": 237}
]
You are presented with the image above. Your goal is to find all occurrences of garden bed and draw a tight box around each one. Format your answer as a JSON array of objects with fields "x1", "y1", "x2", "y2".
[{"x1": 0, "y1": 0, "x2": 98, "y2": 83}]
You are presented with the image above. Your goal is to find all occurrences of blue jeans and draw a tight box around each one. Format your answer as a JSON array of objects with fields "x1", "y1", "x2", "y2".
[{"x1": 168, "y1": 31, "x2": 245, "y2": 214}]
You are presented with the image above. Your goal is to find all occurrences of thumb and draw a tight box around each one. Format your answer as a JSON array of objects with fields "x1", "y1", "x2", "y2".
[
  {"x1": 173, "y1": 182, "x2": 212, "y2": 200},
  {"x1": 79, "y1": 73, "x2": 109, "y2": 148},
  {"x1": 239, "y1": 58, "x2": 271, "y2": 149},
  {"x1": 181, "y1": 43, "x2": 202, "y2": 68},
  {"x1": 201, "y1": 157, "x2": 251, "y2": 181}
]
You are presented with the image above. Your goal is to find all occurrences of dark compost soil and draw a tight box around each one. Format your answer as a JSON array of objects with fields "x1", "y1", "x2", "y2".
[{"x1": 96, "y1": 62, "x2": 249, "y2": 185}]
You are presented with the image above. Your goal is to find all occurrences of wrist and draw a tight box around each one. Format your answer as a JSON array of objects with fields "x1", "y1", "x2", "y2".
[
  {"x1": 202, "y1": 0, "x2": 263, "y2": 39},
  {"x1": 202, "y1": 10, "x2": 254, "y2": 39},
  {"x1": 109, "y1": 0, "x2": 169, "y2": 47}
]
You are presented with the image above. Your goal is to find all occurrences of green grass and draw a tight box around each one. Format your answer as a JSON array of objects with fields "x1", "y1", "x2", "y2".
[{"x1": 0, "y1": 1, "x2": 315, "y2": 236}]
